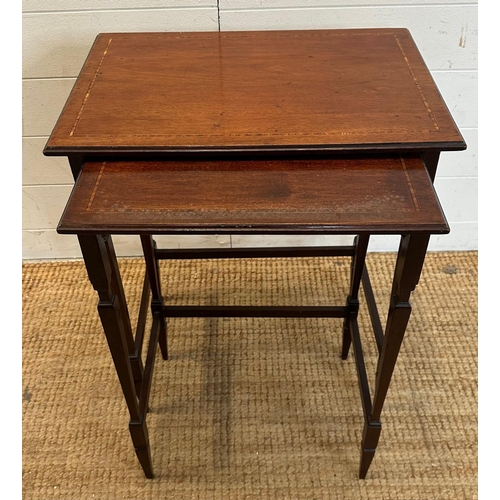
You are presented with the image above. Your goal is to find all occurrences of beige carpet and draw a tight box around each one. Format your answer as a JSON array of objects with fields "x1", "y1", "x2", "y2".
[{"x1": 22, "y1": 251, "x2": 477, "y2": 500}]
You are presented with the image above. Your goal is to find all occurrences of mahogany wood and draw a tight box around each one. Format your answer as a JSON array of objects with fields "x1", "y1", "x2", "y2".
[
  {"x1": 154, "y1": 246, "x2": 355, "y2": 260},
  {"x1": 44, "y1": 30, "x2": 465, "y2": 157},
  {"x1": 362, "y1": 267, "x2": 385, "y2": 353},
  {"x1": 138, "y1": 312, "x2": 160, "y2": 417},
  {"x1": 358, "y1": 234, "x2": 431, "y2": 479},
  {"x1": 140, "y1": 236, "x2": 168, "y2": 360},
  {"x1": 57, "y1": 155, "x2": 449, "y2": 236},
  {"x1": 134, "y1": 271, "x2": 150, "y2": 359},
  {"x1": 77, "y1": 234, "x2": 153, "y2": 475},
  {"x1": 106, "y1": 237, "x2": 144, "y2": 396},
  {"x1": 162, "y1": 305, "x2": 347, "y2": 318},
  {"x1": 349, "y1": 315, "x2": 373, "y2": 424},
  {"x1": 341, "y1": 235, "x2": 370, "y2": 360},
  {"x1": 44, "y1": 28, "x2": 464, "y2": 480}
]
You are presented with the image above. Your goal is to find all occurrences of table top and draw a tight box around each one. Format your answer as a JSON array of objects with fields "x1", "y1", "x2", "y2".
[
  {"x1": 57, "y1": 155, "x2": 449, "y2": 235},
  {"x1": 44, "y1": 29, "x2": 465, "y2": 158}
]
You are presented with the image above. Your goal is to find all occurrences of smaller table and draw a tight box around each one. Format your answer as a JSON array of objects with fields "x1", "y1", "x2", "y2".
[{"x1": 58, "y1": 153, "x2": 448, "y2": 478}]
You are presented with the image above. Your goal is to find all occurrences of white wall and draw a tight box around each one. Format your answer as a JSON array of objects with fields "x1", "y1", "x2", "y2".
[{"x1": 22, "y1": 1, "x2": 478, "y2": 259}]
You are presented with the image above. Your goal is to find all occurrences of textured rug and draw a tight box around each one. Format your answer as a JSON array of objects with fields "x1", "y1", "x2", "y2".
[{"x1": 22, "y1": 251, "x2": 477, "y2": 500}]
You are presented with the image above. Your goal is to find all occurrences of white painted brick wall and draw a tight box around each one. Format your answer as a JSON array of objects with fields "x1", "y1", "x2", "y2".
[{"x1": 22, "y1": 1, "x2": 478, "y2": 259}]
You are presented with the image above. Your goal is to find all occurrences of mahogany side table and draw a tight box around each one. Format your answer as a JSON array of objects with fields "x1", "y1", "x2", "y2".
[{"x1": 43, "y1": 29, "x2": 466, "y2": 479}]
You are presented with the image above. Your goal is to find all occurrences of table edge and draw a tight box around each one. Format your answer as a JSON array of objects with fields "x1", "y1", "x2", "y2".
[{"x1": 43, "y1": 141, "x2": 467, "y2": 158}]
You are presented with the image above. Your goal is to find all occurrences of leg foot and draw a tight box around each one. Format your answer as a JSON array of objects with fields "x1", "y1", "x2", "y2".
[
  {"x1": 158, "y1": 320, "x2": 168, "y2": 360},
  {"x1": 359, "y1": 421, "x2": 382, "y2": 479},
  {"x1": 129, "y1": 419, "x2": 154, "y2": 478},
  {"x1": 360, "y1": 235, "x2": 429, "y2": 478},
  {"x1": 341, "y1": 323, "x2": 351, "y2": 360},
  {"x1": 359, "y1": 448, "x2": 376, "y2": 479},
  {"x1": 79, "y1": 235, "x2": 151, "y2": 477}
]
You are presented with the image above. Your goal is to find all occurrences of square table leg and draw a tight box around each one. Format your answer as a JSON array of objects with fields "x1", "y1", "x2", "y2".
[
  {"x1": 140, "y1": 235, "x2": 168, "y2": 360},
  {"x1": 342, "y1": 234, "x2": 370, "y2": 359},
  {"x1": 359, "y1": 234, "x2": 430, "y2": 478},
  {"x1": 78, "y1": 234, "x2": 154, "y2": 478}
]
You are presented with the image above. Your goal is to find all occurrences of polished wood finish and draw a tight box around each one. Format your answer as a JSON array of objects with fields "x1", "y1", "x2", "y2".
[
  {"x1": 58, "y1": 153, "x2": 449, "y2": 479},
  {"x1": 362, "y1": 266, "x2": 385, "y2": 353},
  {"x1": 140, "y1": 236, "x2": 168, "y2": 360},
  {"x1": 154, "y1": 246, "x2": 355, "y2": 260},
  {"x1": 43, "y1": 29, "x2": 465, "y2": 157},
  {"x1": 341, "y1": 235, "x2": 370, "y2": 360},
  {"x1": 77, "y1": 234, "x2": 153, "y2": 477},
  {"x1": 45, "y1": 28, "x2": 463, "y2": 480},
  {"x1": 57, "y1": 155, "x2": 448, "y2": 235},
  {"x1": 358, "y1": 234, "x2": 431, "y2": 479},
  {"x1": 162, "y1": 305, "x2": 347, "y2": 318}
]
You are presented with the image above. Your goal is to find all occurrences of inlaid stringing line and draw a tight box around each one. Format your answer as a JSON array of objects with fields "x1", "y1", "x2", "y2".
[
  {"x1": 399, "y1": 156, "x2": 420, "y2": 212},
  {"x1": 69, "y1": 33, "x2": 441, "y2": 139},
  {"x1": 394, "y1": 35, "x2": 440, "y2": 132},
  {"x1": 86, "y1": 162, "x2": 106, "y2": 211},
  {"x1": 70, "y1": 38, "x2": 113, "y2": 137}
]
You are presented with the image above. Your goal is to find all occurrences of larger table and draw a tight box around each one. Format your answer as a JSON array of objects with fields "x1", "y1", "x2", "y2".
[{"x1": 44, "y1": 29, "x2": 466, "y2": 479}]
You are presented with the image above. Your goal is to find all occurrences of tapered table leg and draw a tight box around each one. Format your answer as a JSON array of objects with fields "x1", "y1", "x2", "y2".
[
  {"x1": 141, "y1": 235, "x2": 168, "y2": 360},
  {"x1": 422, "y1": 151, "x2": 440, "y2": 183},
  {"x1": 342, "y1": 235, "x2": 370, "y2": 359},
  {"x1": 78, "y1": 234, "x2": 153, "y2": 478},
  {"x1": 107, "y1": 238, "x2": 145, "y2": 395},
  {"x1": 359, "y1": 234, "x2": 430, "y2": 478}
]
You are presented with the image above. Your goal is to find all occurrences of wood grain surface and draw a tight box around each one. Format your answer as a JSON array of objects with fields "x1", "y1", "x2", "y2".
[
  {"x1": 44, "y1": 29, "x2": 465, "y2": 156},
  {"x1": 57, "y1": 155, "x2": 449, "y2": 235}
]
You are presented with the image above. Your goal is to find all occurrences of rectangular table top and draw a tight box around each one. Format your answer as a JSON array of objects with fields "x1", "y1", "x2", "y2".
[
  {"x1": 44, "y1": 29, "x2": 465, "y2": 157},
  {"x1": 57, "y1": 155, "x2": 449, "y2": 235}
]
